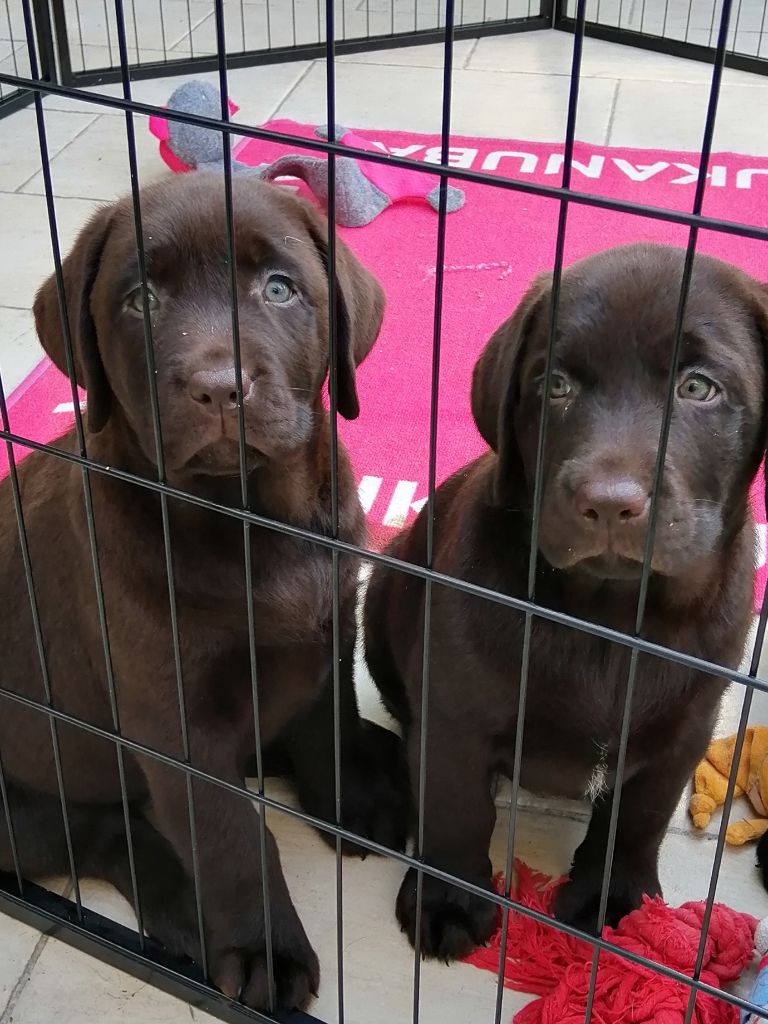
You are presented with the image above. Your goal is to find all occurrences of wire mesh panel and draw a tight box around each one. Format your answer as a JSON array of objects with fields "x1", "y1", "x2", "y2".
[
  {"x1": 36, "y1": 0, "x2": 552, "y2": 86},
  {"x1": 1, "y1": 0, "x2": 768, "y2": 1023},
  {"x1": 556, "y1": 0, "x2": 768, "y2": 73},
  {"x1": 0, "y1": 0, "x2": 54, "y2": 113}
]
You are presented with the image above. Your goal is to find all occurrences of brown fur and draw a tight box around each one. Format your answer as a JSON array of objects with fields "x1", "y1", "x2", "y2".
[
  {"x1": 364, "y1": 244, "x2": 768, "y2": 957},
  {"x1": 0, "y1": 172, "x2": 407, "y2": 1010}
]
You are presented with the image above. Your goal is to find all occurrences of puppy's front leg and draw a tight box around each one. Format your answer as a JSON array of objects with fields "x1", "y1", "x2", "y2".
[
  {"x1": 396, "y1": 712, "x2": 498, "y2": 961},
  {"x1": 285, "y1": 636, "x2": 409, "y2": 855},
  {"x1": 554, "y1": 716, "x2": 714, "y2": 934},
  {"x1": 134, "y1": 729, "x2": 319, "y2": 1011}
]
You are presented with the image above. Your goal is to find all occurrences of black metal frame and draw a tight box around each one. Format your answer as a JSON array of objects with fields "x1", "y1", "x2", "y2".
[{"x1": 1, "y1": 0, "x2": 768, "y2": 1022}]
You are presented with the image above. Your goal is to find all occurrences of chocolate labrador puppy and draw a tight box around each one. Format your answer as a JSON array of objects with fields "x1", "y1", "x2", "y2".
[
  {"x1": 364, "y1": 243, "x2": 766, "y2": 958},
  {"x1": 0, "y1": 172, "x2": 406, "y2": 1009}
]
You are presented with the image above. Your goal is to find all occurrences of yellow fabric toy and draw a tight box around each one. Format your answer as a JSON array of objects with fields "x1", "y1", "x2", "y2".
[{"x1": 689, "y1": 726, "x2": 768, "y2": 845}]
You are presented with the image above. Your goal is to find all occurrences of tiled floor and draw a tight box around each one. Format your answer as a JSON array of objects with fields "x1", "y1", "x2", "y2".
[{"x1": 2, "y1": 7, "x2": 768, "y2": 1024}]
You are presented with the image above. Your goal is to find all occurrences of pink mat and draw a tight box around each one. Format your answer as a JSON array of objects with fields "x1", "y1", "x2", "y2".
[{"x1": 3, "y1": 121, "x2": 767, "y2": 610}]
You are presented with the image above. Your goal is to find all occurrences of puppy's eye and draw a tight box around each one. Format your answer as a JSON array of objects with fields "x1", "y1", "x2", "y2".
[
  {"x1": 677, "y1": 373, "x2": 719, "y2": 402},
  {"x1": 548, "y1": 373, "x2": 572, "y2": 401},
  {"x1": 263, "y1": 274, "x2": 295, "y2": 304},
  {"x1": 125, "y1": 285, "x2": 158, "y2": 315}
]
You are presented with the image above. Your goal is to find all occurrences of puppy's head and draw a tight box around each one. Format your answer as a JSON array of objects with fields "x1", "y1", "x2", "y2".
[
  {"x1": 34, "y1": 173, "x2": 384, "y2": 481},
  {"x1": 472, "y1": 244, "x2": 768, "y2": 581}
]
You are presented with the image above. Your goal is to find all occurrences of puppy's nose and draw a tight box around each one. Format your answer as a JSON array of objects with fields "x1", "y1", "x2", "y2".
[
  {"x1": 188, "y1": 368, "x2": 251, "y2": 413},
  {"x1": 574, "y1": 478, "x2": 649, "y2": 524}
]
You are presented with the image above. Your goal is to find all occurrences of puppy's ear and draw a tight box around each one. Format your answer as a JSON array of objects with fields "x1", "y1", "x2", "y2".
[
  {"x1": 471, "y1": 272, "x2": 552, "y2": 450},
  {"x1": 742, "y1": 275, "x2": 768, "y2": 515},
  {"x1": 301, "y1": 203, "x2": 385, "y2": 420},
  {"x1": 33, "y1": 204, "x2": 114, "y2": 433}
]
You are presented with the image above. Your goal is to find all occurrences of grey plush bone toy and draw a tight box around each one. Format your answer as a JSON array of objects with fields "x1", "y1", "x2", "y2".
[{"x1": 150, "y1": 80, "x2": 465, "y2": 228}]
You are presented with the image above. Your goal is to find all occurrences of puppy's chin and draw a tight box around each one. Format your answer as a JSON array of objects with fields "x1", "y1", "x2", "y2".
[
  {"x1": 573, "y1": 554, "x2": 644, "y2": 581},
  {"x1": 182, "y1": 440, "x2": 267, "y2": 477},
  {"x1": 540, "y1": 542, "x2": 701, "y2": 582},
  {"x1": 539, "y1": 541, "x2": 645, "y2": 580}
]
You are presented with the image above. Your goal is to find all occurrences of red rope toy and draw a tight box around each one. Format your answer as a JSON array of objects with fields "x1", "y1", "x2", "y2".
[{"x1": 464, "y1": 862, "x2": 757, "y2": 1023}]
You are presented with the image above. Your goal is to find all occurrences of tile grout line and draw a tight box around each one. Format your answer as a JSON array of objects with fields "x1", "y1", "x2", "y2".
[
  {"x1": 604, "y1": 78, "x2": 621, "y2": 145},
  {"x1": 0, "y1": 932, "x2": 48, "y2": 1024},
  {"x1": 12, "y1": 111, "x2": 102, "y2": 193},
  {"x1": 265, "y1": 58, "x2": 317, "y2": 121},
  {"x1": 0, "y1": 188, "x2": 107, "y2": 201}
]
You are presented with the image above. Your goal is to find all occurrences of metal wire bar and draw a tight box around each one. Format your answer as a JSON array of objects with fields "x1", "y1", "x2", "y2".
[
  {"x1": 680, "y1": 548, "x2": 768, "y2": 1024},
  {"x1": 211, "y1": 0, "x2": 276, "y2": 1006},
  {"x1": 71, "y1": 0, "x2": 86, "y2": 71},
  {"x1": 579, "y1": 5, "x2": 733, "y2": 1019},
  {"x1": 112, "y1": 0, "x2": 210, "y2": 978},
  {"x1": 129, "y1": 0, "x2": 140, "y2": 59},
  {"x1": 758, "y1": 0, "x2": 768, "y2": 57},
  {"x1": 322, "y1": 6, "x2": 347, "y2": 1019},
  {"x1": 1, "y1": 8, "x2": 766, "y2": 1024},
  {"x1": 731, "y1": 0, "x2": 744, "y2": 53},
  {"x1": 3, "y1": 0, "x2": 20, "y2": 74},
  {"x1": 101, "y1": 0, "x2": 114, "y2": 64},
  {"x1": 0, "y1": 377, "x2": 83, "y2": 918},
  {"x1": 411, "y1": 5, "x2": 455, "y2": 1023},
  {"x1": 158, "y1": 0, "x2": 168, "y2": 61},
  {"x1": 0, "y1": 744, "x2": 22, "y2": 893},
  {"x1": 1, "y1": 666, "x2": 768, "y2": 1021},
  {"x1": 5, "y1": 70, "x2": 768, "y2": 240},
  {"x1": 6, "y1": 419, "x2": 768, "y2": 699},
  {"x1": 18, "y1": 0, "x2": 147, "y2": 942},
  {"x1": 492, "y1": 3, "x2": 587, "y2": 1020},
  {"x1": 184, "y1": 0, "x2": 193, "y2": 57}
]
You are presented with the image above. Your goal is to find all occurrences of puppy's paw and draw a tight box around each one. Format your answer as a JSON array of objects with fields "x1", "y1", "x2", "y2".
[
  {"x1": 210, "y1": 909, "x2": 319, "y2": 1011},
  {"x1": 305, "y1": 721, "x2": 409, "y2": 855},
  {"x1": 395, "y1": 867, "x2": 497, "y2": 961},
  {"x1": 339, "y1": 721, "x2": 409, "y2": 853},
  {"x1": 554, "y1": 863, "x2": 661, "y2": 935}
]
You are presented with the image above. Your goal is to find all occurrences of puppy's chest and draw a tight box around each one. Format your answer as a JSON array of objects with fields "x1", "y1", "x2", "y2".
[
  {"x1": 500, "y1": 625, "x2": 693, "y2": 797},
  {"x1": 178, "y1": 537, "x2": 344, "y2": 644}
]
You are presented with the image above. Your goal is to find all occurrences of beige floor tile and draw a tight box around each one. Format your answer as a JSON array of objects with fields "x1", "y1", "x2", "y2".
[
  {"x1": 2, "y1": 326, "x2": 43, "y2": 394},
  {"x1": 0, "y1": 876, "x2": 74, "y2": 1013},
  {"x1": 471, "y1": 27, "x2": 766, "y2": 84},
  {"x1": 0, "y1": 915, "x2": 45, "y2": 1013},
  {"x1": 0, "y1": 107, "x2": 98, "y2": 192},
  {"x1": 42, "y1": 59, "x2": 313, "y2": 127},
  {"x1": 337, "y1": 38, "x2": 476, "y2": 67},
  {"x1": 9, "y1": 935, "x2": 217, "y2": 1023},
  {"x1": 0, "y1": 306, "x2": 43, "y2": 394},
  {"x1": 609, "y1": 77, "x2": 768, "y2": 152},
  {"x1": 1, "y1": 306, "x2": 33, "y2": 349},
  {"x1": 276, "y1": 59, "x2": 616, "y2": 140},
  {"x1": 0, "y1": 192, "x2": 101, "y2": 308},
  {"x1": 21, "y1": 111, "x2": 166, "y2": 201}
]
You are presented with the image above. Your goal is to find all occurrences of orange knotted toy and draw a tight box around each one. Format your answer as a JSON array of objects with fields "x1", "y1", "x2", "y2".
[{"x1": 689, "y1": 727, "x2": 768, "y2": 845}]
